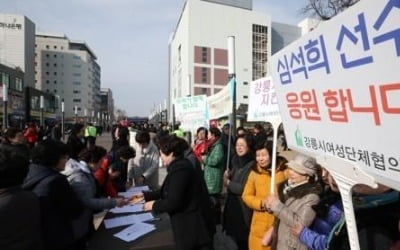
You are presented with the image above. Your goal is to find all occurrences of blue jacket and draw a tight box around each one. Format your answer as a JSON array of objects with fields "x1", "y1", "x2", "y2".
[{"x1": 299, "y1": 199, "x2": 343, "y2": 250}]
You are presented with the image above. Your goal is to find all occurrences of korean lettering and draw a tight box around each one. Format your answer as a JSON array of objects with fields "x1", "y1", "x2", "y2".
[
  {"x1": 318, "y1": 140, "x2": 326, "y2": 152},
  {"x1": 336, "y1": 13, "x2": 373, "y2": 69},
  {"x1": 370, "y1": 152, "x2": 385, "y2": 170},
  {"x1": 254, "y1": 81, "x2": 262, "y2": 94},
  {"x1": 304, "y1": 35, "x2": 331, "y2": 74},
  {"x1": 289, "y1": 47, "x2": 308, "y2": 79},
  {"x1": 310, "y1": 138, "x2": 318, "y2": 150},
  {"x1": 300, "y1": 90, "x2": 322, "y2": 121},
  {"x1": 335, "y1": 144, "x2": 345, "y2": 158},
  {"x1": 388, "y1": 157, "x2": 400, "y2": 172},
  {"x1": 323, "y1": 89, "x2": 349, "y2": 122},
  {"x1": 262, "y1": 79, "x2": 272, "y2": 93},
  {"x1": 346, "y1": 86, "x2": 381, "y2": 125},
  {"x1": 358, "y1": 150, "x2": 371, "y2": 166},
  {"x1": 380, "y1": 83, "x2": 400, "y2": 114},
  {"x1": 345, "y1": 146, "x2": 357, "y2": 162},
  {"x1": 326, "y1": 142, "x2": 335, "y2": 155},
  {"x1": 277, "y1": 55, "x2": 291, "y2": 85},
  {"x1": 286, "y1": 92, "x2": 301, "y2": 119},
  {"x1": 304, "y1": 137, "x2": 312, "y2": 148},
  {"x1": 373, "y1": 0, "x2": 400, "y2": 56}
]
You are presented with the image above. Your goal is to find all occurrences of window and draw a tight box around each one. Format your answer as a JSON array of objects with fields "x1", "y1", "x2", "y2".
[
  {"x1": 54, "y1": 46, "x2": 57, "y2": 49},
  {"x1": 54, "y1": 89, "x2": 57, "y2": 93},
  {"x1": 46, "y1": 72, "x2": 49, "y2": 76},
  {"x1": 73, "y1": 73, "x2": 81, "y2": 77},
  {"x1": 46, "y1": 45, "x2": 49, "y2": 49},
  {"x1": 202, "y1": 68, "x2": 207, "y2": 83},
  {"x1": 46, "y1": 54, "x2": 50, "y2": 58},
  {"x1": 73, "y1": 81, "x2": 81, "y2": 85},
  {"x1": 202, "y1": 47, "x2": 208, "y2": 63},
  {"x1": 61, "y1": 46, "x2": 64, "y2": 50},
  {"x1": 46, "y1": 89, "x2": 49, "y2": 93},
  {"x1": 243, "y1": 95, "x2": 248, "y2": 99},
  {"x1": 202, "y1": 88, "x2": 207, "y2": 94},
  {"x1": 46, "y1": 80, "x2": 49, "y2": 84},
  {"x1": 54, "y1": 63, "x2": 57, "y2": 67},
  {"x1": 54, "y1": 54, "x2": 57, "y2": 58},
  {"x1": 243, "y1": 81, "x2": 248, "y2": 85},
  {"x1": 53, "y1": 80, "x2": 57, "y2": 84},
  {"x1": 73, "y1": 90, "x2": 81, "y2": 94},
  {"x1": 54, "y1": 72, "x2": 57, "y2": 76},
  {"x1": 46, "y1": 63, "x2": 49, "y2": 67},
  {"x1": 73, "y1": 99, "x2": 81, "y2": 103}
]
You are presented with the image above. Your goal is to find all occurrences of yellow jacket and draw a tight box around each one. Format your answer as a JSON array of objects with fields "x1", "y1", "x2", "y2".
[{"x1": 242, "y1": 165, "x2": 286, "y2": 250}]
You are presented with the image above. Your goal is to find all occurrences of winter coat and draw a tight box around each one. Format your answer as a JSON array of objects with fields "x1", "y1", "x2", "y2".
[
  {"x1": 128, "y1": 141, "x2": 159, "y2": 190},
  {"x1": 94, "y1": 157, "x2": 118, "y2": 197},
  {"x1": 298, "y1": 192, "x2": 343, "y2": 250},
  {"x1": 64, "y1": 162, "x2": 117, "y2": 240},
  {"x1": 0, "y1": 141, "x2": 30, "y2": 159},
  {"x1": 242, "y1": 165, "x2": 286, "y2": 250},
  {"x1": 203, "y1": 139, "x2": 224, "y2": 195},
  {"x1": 23, "y1": 164, "x2": 83, "y2": 250},
  {"x1": 144, "y1": 157, "x2": 216, "y2": 250},
  {"x1": 271, "y1": 181, "x2": 322, "y2": 250},
  {"x1": 223, "y1": 153, "x2": 254, "y2": 242},
  {"x1": 0, "y1": 186, "x2": 43, "y2": 250}
]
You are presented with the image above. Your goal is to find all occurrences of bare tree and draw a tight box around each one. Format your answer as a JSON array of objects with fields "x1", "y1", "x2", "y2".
[{"x1": 302, "y1": 0, "x2": 360, "y2": 20}]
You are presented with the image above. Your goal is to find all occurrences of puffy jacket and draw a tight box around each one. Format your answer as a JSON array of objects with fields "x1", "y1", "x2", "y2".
[
  {"x1": 242, "y1": 165, "x2": 286, "y2": 250},
  {"x1": 203, "y1": 139, "x2": 224, "y2": 195}
]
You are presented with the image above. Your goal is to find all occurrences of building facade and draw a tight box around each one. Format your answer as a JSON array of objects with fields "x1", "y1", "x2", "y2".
[
  {"x1": 100, "y1": 88, "x2": 114, "y2": 125},
  {"x1": 35, "y1": 32, "x2": 101, "y2": 120},
  {"x1": 0, "y1": 13, "x2": 35, "y2": 88},
  {"x1": 0, "y1": 63, "x2": 25, "y2": 128},
  {"x1": 169, "y1": 0, "x2": 272, "y2": 120}
]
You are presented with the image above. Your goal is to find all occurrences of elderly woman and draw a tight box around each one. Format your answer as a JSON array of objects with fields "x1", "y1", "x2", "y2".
[
  {"x1": 264, "y1": 153, "x2": 322, "y2": 250},
  {"x1": 136, "y1": 135, "x2": 216, "y2": 250}
]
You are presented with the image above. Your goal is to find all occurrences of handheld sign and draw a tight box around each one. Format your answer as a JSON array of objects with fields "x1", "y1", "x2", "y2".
[
  {"x1": 174, "y1": 95, "x2": 208, "y2": 132},
  {"x1": 271, "y1": 0, "x2": 400, "y2": 249},
  {"x1": 248, "y1": 76, "x2": 282, "y2": 194}
]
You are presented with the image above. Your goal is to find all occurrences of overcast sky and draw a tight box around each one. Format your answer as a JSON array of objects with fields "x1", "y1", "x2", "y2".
[{"x1": 1, "y1": 0, "x2": 308, "y2": 116}]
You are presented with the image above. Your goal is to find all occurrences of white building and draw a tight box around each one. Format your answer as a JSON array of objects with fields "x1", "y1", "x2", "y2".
[
  {"x1": 0, "y1": 13, "x2": 35, "y2": 87},
  {"x1": 168, "y1": 0, "x2": 271, "y2": 120},
  {"x1": 35, "y1": 32, "x2": 101, "y2": 120},
  {"x1": 271, "y1": 22, "x2": 302, "y2": 55}
]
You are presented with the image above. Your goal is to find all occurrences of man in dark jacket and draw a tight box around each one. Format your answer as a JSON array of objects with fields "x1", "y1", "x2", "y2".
[{"x1": 0, "y1": 145, "x2": 43, "y2": 250}]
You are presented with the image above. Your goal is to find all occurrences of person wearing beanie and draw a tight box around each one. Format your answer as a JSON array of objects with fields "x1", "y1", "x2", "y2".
[{"x1": 263, "y1": 153, "x2": 323, "y2": 250}]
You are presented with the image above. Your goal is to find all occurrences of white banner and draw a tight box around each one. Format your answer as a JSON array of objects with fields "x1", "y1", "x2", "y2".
[
  {"x1": 207, "y1": 78, "x2": 233, "y2": 119},
  {"x1": 271, "y1": 0, "x2": 400, "y2": 189},
  {"x1": 174, "y1": 95, "x2": 208, "y2": 131},
  {"x1": 247, "y1": 76, "x2": 281, "y2": 125}
]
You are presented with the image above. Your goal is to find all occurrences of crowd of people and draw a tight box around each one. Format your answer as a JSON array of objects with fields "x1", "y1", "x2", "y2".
[{"x1": 0, "y1": 121, "x2": 399, "y2": 250}]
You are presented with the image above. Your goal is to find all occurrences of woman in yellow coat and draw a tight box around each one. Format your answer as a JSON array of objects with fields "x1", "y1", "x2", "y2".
[{"x1": 242, "y1": 141, "x2": 287, "y2": 250}]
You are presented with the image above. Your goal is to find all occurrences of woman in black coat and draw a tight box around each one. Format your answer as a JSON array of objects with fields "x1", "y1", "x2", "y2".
[{"x1": 138, "y1": 135, "x2": 216, "y2": 250}]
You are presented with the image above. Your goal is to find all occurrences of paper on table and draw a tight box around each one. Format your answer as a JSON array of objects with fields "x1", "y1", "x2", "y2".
[
  {"x1": 109, "y1": 204, "x2": 143, "y2": 214},
  {"x1": 104, "y1": 213, "x2": 154, "y2": 229},
  {"x1": 118, "y1": 186, "x2": 149, "y2": 199},
  {"x1": 113, "y1": 222, "x2": 155, "y2": 242}
]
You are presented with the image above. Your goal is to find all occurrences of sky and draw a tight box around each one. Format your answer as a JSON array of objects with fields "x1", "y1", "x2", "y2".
[{"x1": 0, "y1": 0, "x2": 309, "y2": 116}]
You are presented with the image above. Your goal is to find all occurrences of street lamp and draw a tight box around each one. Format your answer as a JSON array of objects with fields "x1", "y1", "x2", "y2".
[
  {"x1": 61, "y1": 98, "x2": 65, "y2": 140},
  {"x1": 74, "y1": 106, "x2": 78, "y2": 123},
  {"x1": 2, "y1": 84, "x2": 8, "y2": 130},
  {"x1": 84, "y1": 108, "x2": 87, "y2": 126},
  {"x1": 40, "y1": 95, "x2": 44, "y2": 128}
]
